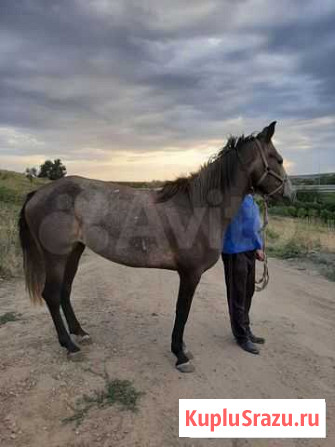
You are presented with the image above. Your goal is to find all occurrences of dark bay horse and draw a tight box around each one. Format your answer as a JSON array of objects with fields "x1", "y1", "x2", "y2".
[{"x1": 19, "y1": 122, "x2": 292, "y2": 372}]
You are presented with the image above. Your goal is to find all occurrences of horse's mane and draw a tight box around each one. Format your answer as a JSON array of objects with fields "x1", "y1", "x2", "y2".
[{"x1": 156, "y1": 133, "x2": 256, "y2": 204}]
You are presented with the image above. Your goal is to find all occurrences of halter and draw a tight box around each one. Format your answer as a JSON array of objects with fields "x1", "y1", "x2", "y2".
[
  {"x1": 253, "y1": 139, "x2": 287, "y2": 291},
  {"x1": 254, "y1": 139, "x2": 287, "y2": 199},
  {"x1": 235, "y1": 138, "x2": 287, "y2": 292}
]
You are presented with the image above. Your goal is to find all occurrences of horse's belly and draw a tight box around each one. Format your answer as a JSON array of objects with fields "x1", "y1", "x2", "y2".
[{"x1": 82, "y1": 225, "x2": 176, "y2": 270}]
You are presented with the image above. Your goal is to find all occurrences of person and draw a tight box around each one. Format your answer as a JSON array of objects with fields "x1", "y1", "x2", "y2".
[{"x1": 222, "y1": 194, "x2": 265, "y2": 355}]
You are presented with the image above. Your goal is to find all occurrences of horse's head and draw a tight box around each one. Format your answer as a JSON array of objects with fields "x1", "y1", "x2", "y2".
[{"x1": 243, "y1": 122, "x2": 293, "y2": 201}]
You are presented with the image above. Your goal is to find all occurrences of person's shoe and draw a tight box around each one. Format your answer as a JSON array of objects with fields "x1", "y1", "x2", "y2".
[
  {"x1": 238, "y1": 339, "x2": 260, "y2": 355},
  {"x1": 248, "y1": 332, "x2": 265, "y2": 344}
]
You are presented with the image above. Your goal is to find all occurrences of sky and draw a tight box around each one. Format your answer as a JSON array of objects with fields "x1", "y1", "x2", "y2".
[{"x1": 0, "y1": 0, "x2": 334, "y2": 181}]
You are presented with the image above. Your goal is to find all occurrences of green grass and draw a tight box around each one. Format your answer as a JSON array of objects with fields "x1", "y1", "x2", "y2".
[
  {"x1": 0, "y1": 170, "x2": 48, "y2": 204},
  {"x1": 322, "y1": 266, "x2": 335, "y2": 281},
  {"x1": 266, "y1": 227, "x2": 280, "y2": 242},
  {"x1": 0, "y1": 170, "x2": 48, "y2": 279},
  {"x1": 0, "y1": 202, "x2": 22, "y2": 278},
  {"x1": 0, "y1": 312, "x2": 21, "y2": 326},
  {"x1": 63, "y1": 375, "x2": 144, "y2": 426},
  {"x1": 267, "y1": 238, "x2": 309, "y2": 259}
]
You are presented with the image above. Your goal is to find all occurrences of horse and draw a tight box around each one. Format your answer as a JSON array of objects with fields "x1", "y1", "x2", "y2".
[{"x1": 19, "y1": 121, "x2": 292, "y2": 372}]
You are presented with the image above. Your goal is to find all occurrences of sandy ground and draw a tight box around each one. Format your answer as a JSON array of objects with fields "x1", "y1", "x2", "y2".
[{"x1": 0, "y1": 250, "x2": 334, "y2": 447}]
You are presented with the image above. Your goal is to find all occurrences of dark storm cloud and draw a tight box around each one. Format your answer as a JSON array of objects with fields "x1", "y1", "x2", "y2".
[
  {"x1": 266, "y1": 7, "x2": 335, "y2": 115},
  {"x1": 0, "y1": 0, "x2": 334, "y2": 176}
]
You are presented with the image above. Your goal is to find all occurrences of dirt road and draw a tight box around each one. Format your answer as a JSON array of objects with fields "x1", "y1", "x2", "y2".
[{"x1": 0, "y1": 251, "x2": 334, "y2": 447}]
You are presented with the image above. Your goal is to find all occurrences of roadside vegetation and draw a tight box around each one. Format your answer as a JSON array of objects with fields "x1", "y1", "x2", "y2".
[
  {"x1": 266, "y1": 216, "x2": 335, "y2": 281},
  {"x1": 265, "y1": 174, "x2": 335, "y2": 280},
  {"x1": 0, "y1": 170, "x2": 48, "y2": 278},
  {"x1": 269, "y1": 173, "x2": 335, "y2": 226},
  {"x1": 0, "y1": 311, "x2": 21, "y2": 326},
  {"x1": 63, "y1": 371, "x2": 143, "y2": 426}
]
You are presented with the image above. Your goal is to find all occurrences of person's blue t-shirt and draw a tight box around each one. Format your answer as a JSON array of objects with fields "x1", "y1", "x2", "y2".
[{"x1": 222, "y1": 195, "x2": 263, "y2": 254}]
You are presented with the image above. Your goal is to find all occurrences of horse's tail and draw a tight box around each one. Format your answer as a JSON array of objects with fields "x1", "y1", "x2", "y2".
[{"x1": 19, "y1": 191, "x2": 44, "y2": 304}]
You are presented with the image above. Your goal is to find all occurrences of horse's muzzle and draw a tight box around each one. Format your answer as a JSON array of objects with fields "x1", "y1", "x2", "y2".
[{"x1": 283, "y1": 177, "x2": 295, "y2": 202}]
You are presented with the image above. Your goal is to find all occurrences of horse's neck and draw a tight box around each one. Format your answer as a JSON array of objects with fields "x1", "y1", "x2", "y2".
[
  {"x1": 207, "y1": 168, "x2": 251, "y2": 249},
  {"x1": 221, "y1": 170, "x2": 250, "y2": 222},
  {"x1": 177, "y1": 147, "x2": 253, "y2": 249}
]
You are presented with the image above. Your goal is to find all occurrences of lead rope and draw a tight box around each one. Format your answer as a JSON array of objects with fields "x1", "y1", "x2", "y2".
[{"x1": 255, "y1": 198, "x2": 269, "y2": 292}]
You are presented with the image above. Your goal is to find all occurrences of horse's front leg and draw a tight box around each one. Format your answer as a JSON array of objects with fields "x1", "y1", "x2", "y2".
[{"x1": 171, "y1": 270, "x2": 201, "y2": 373}]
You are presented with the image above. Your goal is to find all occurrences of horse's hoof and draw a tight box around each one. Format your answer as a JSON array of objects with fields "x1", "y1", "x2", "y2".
[
  {"x1": 67, "y1": 350, "x2": 84, "y2": 362},
  {"x1": 176, "y1": 361, "x2": 195, "y2": 373}
]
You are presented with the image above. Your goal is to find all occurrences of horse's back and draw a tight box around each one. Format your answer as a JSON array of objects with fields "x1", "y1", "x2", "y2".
[
  {"x1": 23, "y1": 176, "x2": 218, "y2": 271},
  {"x1": 25, "y1": 175, "x2": 147, "y2": 214},
  {"x1": 23, "y1": 177, "x2": 135, "y2": 254},
  {"x1": 24, "y1": 176, "x2": 175, "y2": 266}
]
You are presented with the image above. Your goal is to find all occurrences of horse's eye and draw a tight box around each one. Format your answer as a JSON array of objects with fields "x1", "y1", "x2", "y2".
[{"x1": 273, "y1": 152, "x2": 283, "y2": 164}]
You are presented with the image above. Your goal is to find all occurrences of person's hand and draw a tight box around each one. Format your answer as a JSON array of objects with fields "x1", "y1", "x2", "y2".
[{"x1": 256, "y1": 249, "x2": 265, "y2": 262}]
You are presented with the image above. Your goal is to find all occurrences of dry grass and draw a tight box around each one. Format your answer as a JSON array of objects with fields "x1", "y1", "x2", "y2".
[
  {"x1": 0, "y1": 202, "x2": 22, "y2": 278},
  {"x1": 266, "y1": 216, "x2": 335, "y2": 280},
  {"x1": 0, "y1": 170, "x2": 48, "y2": 279},
  {"x1": 266, "y1": 216, "x2": 335, "y2": 254}
]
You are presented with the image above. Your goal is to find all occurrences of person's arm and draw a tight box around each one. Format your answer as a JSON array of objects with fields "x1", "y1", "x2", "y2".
[{"x1": 253, "y1": 200, "x2": 265, "y2": 261}]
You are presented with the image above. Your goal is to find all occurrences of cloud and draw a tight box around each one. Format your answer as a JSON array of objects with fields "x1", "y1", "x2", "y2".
[{"x1": 0, "y1": 0, "x2": 334, "y2": 179}]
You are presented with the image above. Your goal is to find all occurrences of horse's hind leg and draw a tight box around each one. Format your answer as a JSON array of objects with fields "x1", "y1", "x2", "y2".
[
  {"x1": 42, "y1": 253, "x2": 80, "y2": 355},
  {"x1": 61, "y1": 243, "x2": 91, "y2": 343}
]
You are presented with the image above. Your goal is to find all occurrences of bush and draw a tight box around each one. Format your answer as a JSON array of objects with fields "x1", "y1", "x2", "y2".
[
  {"x1": 268, "y1": 206, "x2": 290, "y2": 217},
  {"x1": 307, "y1": 208, "x2": 318, "y2": 218},
  {"x1": 320, "y1": 209, "x2": 330, "y2": 222},
  {"x1": 287, "y1": 206, "x2": 297, "y2": 217},
  {"x1": 297, "y1": 208, "x2": 307, "y2": 218},
  {"x1": 267, "y1": 238, "x2": 308, "y2": 259},
  {"x1": 325, "y1": 203, "x2": 335, "y2": 213},
  {"x1": 296, "y1": 190, "x2": 319, "y2": 203}
]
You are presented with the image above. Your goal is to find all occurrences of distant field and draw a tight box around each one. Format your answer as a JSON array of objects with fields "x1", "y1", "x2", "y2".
[
  {"x1": 0, "y1": 170, "x2": 48, "y2": 278},
  {"x1": 0, "y1": 169, "x2": 48, "y2": 204}
]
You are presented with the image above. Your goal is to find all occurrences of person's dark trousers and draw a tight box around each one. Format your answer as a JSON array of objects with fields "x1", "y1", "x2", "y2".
[{"x1": 222, "y1": 250, "x2": 256, "y2": 343}]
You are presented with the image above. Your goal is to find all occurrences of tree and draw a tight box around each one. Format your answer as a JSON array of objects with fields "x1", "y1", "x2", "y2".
[
  {"x1": 25, "y1": 167, "x2": 38, "y2": 183},
  {"x1": 38, "y1": 159, "x2": 67, "y2": 180},
  {"x1": 38, "y1": 160, "x2": 53, "y2": 179}
]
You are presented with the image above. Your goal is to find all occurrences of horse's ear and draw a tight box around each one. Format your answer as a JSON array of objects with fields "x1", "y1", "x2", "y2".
[
  {"x1": 266, "y1": 121, "x2": 276, "y2": 141},
  {"x1": 258, "y1": 121, "x2": 277, "y2": 142}
]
